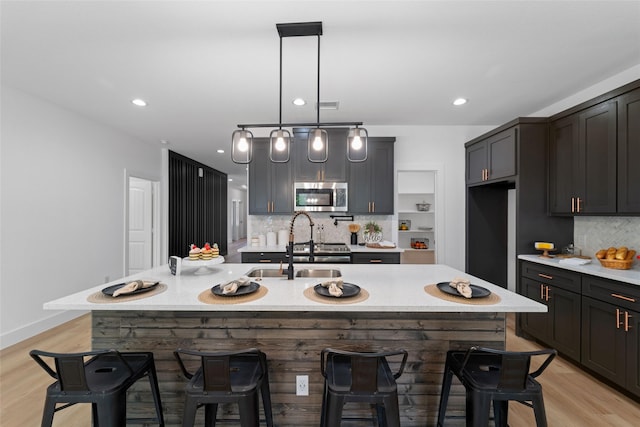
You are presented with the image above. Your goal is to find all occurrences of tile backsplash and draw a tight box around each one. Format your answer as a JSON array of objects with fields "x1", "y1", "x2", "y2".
[
  {"x1": 574, "y1": 216, "x2": 640, "y2": 257},
  {"x1": 249, "y1": 214, "x2": 394, "y2": 246}
]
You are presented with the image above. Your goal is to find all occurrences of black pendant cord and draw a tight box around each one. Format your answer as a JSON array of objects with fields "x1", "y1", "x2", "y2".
[
  {"x1": 316, "y1": 34, "x2": 320, "y2": 127},
  {"x1": 279, "y1": 35, "x2": 283, "y2": 129}
]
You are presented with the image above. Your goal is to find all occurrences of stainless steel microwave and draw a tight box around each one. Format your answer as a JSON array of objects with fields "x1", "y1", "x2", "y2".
[{"x1": 294, "y1": 182, "x2": 348, "y2": 212}]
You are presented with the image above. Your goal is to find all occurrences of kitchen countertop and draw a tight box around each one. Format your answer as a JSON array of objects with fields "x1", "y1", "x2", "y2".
[
  {"x1": 238, "y1": 244, "x2": 404, "y2": 253},
  {"x1": 44, "y1": 263, "x2": 544, "y2": 313},
  {"x1": 519, "y1": 254, "x2": 640, "y2": 286}
]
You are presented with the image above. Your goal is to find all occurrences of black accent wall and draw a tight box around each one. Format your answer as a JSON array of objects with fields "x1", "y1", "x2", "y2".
[{"x1": 168, "y1": 150, "x2": 227, "y2": 257}]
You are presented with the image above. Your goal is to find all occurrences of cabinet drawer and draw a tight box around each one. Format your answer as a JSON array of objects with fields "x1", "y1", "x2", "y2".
[
  {"x1": 352, "y1": 253, "x2": 400, "y2": 264},
  {"x1": 241, "y1": 252, "x2": 287, "y2": 263},
  {"x1": 520, "y1": 261, "x2": 581, "y2": 292},
  {"x1": 582, "y1": 275, "x2": 640, "y2": 312}
]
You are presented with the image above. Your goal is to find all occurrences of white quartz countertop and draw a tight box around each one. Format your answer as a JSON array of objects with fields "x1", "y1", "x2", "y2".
[
  {"x1": 518, "y1": 254, "x2": 640, "y2": 286},
  {"x1": 44, "y1": 263, "x2": 545, "y2": 313},
  {"x1": 238, "y1": 245, "x2": 404, "y2": 253}
]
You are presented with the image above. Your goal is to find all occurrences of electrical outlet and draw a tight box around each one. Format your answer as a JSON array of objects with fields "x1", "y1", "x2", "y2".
[{"x1": 296, "y1": 375, "x2": 309, "y2": 396}]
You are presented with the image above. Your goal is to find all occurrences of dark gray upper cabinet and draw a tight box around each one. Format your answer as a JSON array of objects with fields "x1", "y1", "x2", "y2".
[
  {"x1": 348, "y1": 137, "x2": 395, "y2": 214},
  {"x1": 617, "y1": 87, "x2": 640, "y2": 213},
  {"x1": 549, "y1": 79, "x2": 640, "y2": 215},
  {"x1": 248, "y1": 139, "x2": 293, "y2": 215},
  {"x1": 465, "y1": 127, "x2": 517, "y2": 185},
  {"x1": 292, "y1": 128, "x2": 348, "y2": 182},
  {"x1": 549, "y1": 101, "x2": 618, "y2": 215}
]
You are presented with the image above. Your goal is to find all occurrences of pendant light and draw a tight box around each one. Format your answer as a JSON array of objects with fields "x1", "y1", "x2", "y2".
[{"x1": 232, "y1": 21, "x2": 367, "y2": 164}]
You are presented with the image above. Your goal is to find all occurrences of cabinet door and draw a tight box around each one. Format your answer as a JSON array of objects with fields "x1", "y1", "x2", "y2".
[
  {"x1": 520, "y1": 277, "x2": 550, "y2": 341},
  {"x1": 351, "y1": 252, "x2": 400, "y2": 264},
  {"x1": 548, "y1": 286, "x2": 581, "y2": 361},
  {"x1": 369, "y1": 140, "x2": 394, "y2": 214},
  {"x1": 626, "y1": 308, "x2": 640, "y2": 396},
  {"x1": 487, "y1": 128, "x2": 517, "y2": 181},
  {"x1": 270, "y1": 160, "x2": 293, "y2": 214},
  {"x1": 348, "y1": 159, "x2": 371, "y2": 214},
  {"x1": 549, "y1": 115, "x2": 577, "y2": 215},
  {"x1": 581, "y1": 297, "x2": 627, "y2": 387},
  {"x1": 466, "y1": 141, "x2": 487, "y2": 185},
  {"x1": 248, "y1": 141, "x2": 272, "y2": 214},
  {"x1": 617, "y1": 88, "x2": 640, "y2": 213},
  {"x1": 293, "y1": 129, "x2": 348, "y2": 182},
  {"x1": 347, "y1": 139, "x2": 394, "y2": 214},
  {"x1": 577, "y1": 101, "x2": 617, "y2": 213}
]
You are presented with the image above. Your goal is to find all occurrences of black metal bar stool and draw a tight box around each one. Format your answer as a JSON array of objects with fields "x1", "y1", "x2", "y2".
[
  {"x1": 30, "y1": 349, "x2": 164, "y2": 427},
  {"x1": 174, "y1": 347, "x2": 273, "y2": 427},
  {"x1": 437, "y1": 346, "x2": 557, "y2": 427},
  {"x1": 320, "y1": 347, "x2": 408, "y2": 427}
]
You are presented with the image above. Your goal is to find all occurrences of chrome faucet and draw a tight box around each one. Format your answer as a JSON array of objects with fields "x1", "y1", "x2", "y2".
[{"x1": 287, "y1": 211, "x2": 314, "y2": 280}]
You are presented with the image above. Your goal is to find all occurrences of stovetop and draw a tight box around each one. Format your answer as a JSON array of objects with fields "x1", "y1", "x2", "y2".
[{"x1": 292, "y1": 242, "x2": 351, "y2": 254}]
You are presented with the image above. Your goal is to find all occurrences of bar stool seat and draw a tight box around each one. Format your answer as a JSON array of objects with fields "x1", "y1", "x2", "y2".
[
  {"x1": 320, "y1": 347, "x2": 408, "y2": 427},
  {"x1": 30, "y1": 349, "x2": 164, "y2": 427},
  {"x1": 437, "y1": 346, "x2": 556, "y2": 427},
  {"x1": 174, "y1": 347, "x2": 273, "y2": 427}
]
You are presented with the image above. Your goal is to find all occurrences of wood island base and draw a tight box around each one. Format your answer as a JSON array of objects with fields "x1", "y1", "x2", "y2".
[{"x1": 93, "y1": 310, "x2": 505, "y2": 426}]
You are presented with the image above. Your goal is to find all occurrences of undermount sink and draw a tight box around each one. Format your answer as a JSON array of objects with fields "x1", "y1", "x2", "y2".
[
  {"x1": 295, "y1": 268, "x2": 342, "y2": 278},
  {"x1": 244, "y1": 268, "x2": 286, "y2": 278}
]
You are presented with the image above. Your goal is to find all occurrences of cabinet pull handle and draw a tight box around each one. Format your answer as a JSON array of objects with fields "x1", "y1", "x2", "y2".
[
  {"x1": 577, "y1": 197, "x2": 582, "y2": 213},
  {"x1": 611, "y1": 293, "x2": 636, "y2": 303},
  {"x1": 625, "y1": 312, "x2": 632, "y2": 332},
  {"x1": 259, "y1": 259, "x2": 271, "y2": 263},
  {"x1": 369, "y1": 259, "x2": 383, "y2": 263},
  {"x1": 616, "y1": 308, "x2": 622, "y2": 329},
  {"x1": 545, "y1": 286, "x2": 550, "y2": 301},
  {"x1": 372, "y1": 201, "x2": 375, "y2": 212},
  {"x1": 540, "y1": 284, "x2": 545, "y2": 300},
  {"x1": 571, "y1": 197, "x2": 575, "y2": 213},
  {"x1": 538, "y1": 273, "x2": 553, "y2": 280}
]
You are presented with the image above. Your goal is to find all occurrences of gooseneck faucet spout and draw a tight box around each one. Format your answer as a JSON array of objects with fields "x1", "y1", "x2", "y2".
[{"x1": 287, "y1": 211, "x2": 315, "y2": 280}]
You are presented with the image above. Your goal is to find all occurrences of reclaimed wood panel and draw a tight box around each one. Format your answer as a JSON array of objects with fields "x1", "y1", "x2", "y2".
[{"x1": 92, "y1": 310, "x2": 505, "y2": 426}]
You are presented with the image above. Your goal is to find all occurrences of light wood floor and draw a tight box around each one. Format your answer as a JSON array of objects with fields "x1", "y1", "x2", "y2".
[{"x1": 1, "y1": 313, "x2": 638, "y2": 426}]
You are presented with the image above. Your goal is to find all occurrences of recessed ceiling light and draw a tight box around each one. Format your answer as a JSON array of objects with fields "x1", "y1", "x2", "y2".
[
  {"x1": 228, "y1": 178, "x2": 233, "y2": 182},
  {"x1": 453, "y1": 98, "x2": 468, "y2": 106},
  {"x1": 293, "y1": 98, "x2": 306, "y2": 106},
  {"x1": 217, "y1": 149, "x2": 225, "y2": 154},
  {"x1": 160, "y1": 139, "x2": 169, "y2": 145},
  {"x1": 241, "y1": 184, "x2": 247, "y2": 189},
  {"x1": 131, "y1": 98, "x2": 147, "y2": 107}
]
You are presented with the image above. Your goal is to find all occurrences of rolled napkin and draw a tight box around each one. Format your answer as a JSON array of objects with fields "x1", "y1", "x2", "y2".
[
  {"x1": 112, "y1": 280, "x2": 158, "y2": 297},
  {"x1": 222, "y1": 276, "x2": 252, "y2": 295},
  {"x1": 449, "y1": 277, "x2": 472, "y2": 299},
  {"x1": 321, "y1": 278, "x2": 344, "y2": 297}
]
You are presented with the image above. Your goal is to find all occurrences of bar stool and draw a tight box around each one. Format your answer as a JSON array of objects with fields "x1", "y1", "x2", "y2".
[
  {"x1": 437, "y1": 346, "x2": 557, "y2": 427},
  {"x1": 174, "y1": 347, "x2": 273, "y2": 427},
  {"x1": 30, "y1": 349, "x2": 164, "y2": 427},
  {"x1": 320, "y1": 347, "x2": 408, "y2": 427}
]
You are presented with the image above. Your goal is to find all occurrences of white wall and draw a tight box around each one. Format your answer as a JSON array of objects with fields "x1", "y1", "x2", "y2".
[{"x1": 0, "y1": 86, "x2": 162, "y2": 348}]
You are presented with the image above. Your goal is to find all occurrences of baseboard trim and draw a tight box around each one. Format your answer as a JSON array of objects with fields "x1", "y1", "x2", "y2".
[{"x1": 0, "y1": 310, "x2": 88, "y2": 350}]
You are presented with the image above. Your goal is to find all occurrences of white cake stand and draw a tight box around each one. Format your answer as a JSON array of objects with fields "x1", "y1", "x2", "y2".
[{"x1": 181, "y1": 256, "x2": 225, "y2": 274}]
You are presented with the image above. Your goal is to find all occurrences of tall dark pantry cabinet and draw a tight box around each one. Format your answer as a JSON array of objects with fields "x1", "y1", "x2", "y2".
[
  {"x1": 465, "y1": 118, "x2": 573, "y2": 288},
  {"x1": 168, "y1": 150, "x2": 228, "y2": 257}
]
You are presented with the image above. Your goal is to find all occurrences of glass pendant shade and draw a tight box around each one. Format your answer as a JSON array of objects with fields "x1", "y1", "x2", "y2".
[
  {"x1": 269, "y1": 129, "x2": 291, "y2": 162},
  {"x1": 347, "y1": 127, "x2": 368, "y2": 162},
  {"x1": 307, "y1": 128, "x2": 328, "y2": 163},
  {"x1": 231, "y1": 129, "x2": 253, "y2": 164}
]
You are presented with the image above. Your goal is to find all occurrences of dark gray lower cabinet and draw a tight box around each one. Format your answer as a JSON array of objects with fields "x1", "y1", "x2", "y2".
[
  {"x1": 518, "y1": 260, "x2": 640, "y2": 400},
  {"x1": 351, "y1": 252, "x2": 400, "y2": 264},
  {"x1": 241, "y1": 252, "x2": 288, "y2": 263},
  {"x1": 520, "y1": 277, "x2": 581, "y2": 361},
  {"x1": 581, "y1": 275, "x2": 640, "y2": 397}
]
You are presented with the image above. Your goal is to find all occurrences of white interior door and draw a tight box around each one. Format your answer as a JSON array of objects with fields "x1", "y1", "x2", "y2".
[{"x1": 128, "y1": 177, "x2": 153, "y2": 274}]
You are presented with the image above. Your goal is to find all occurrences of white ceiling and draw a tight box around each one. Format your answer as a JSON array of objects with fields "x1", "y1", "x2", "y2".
[{"x1": 2, "y1": 1, "x2": 640, "y2": 187}]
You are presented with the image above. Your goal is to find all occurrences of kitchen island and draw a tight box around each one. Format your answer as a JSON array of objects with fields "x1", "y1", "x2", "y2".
[{"x1": 45, "y1": 263, "x2": 545, "y2": 426}]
